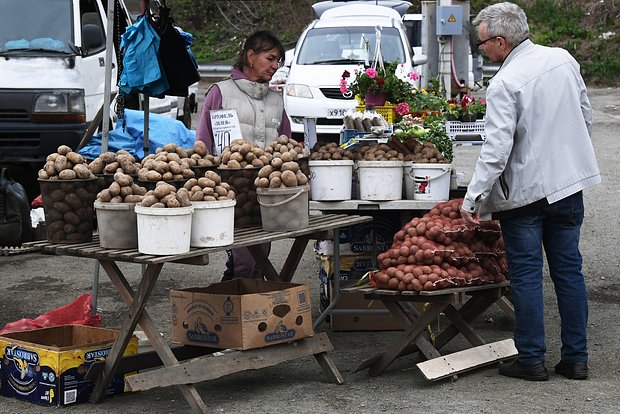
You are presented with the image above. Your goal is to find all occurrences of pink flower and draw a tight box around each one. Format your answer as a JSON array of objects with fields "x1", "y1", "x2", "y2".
[
  {"x1": 394, "y1": 102, "x2": 410, "y2": 116},
  {"x1": 365, "y1": 67, "x2": 379, "y2": 78},
  {"x1": 408, "y1": 71, "x2": 419, "y2": 81},
  {"x1": 339, "y1": 77, "x2": 349, "y2": 94}
]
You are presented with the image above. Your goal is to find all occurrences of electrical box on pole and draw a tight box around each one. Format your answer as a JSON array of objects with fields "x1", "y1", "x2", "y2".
[{"x1": 436, "y1": 6, "x2": 463, "y2": 35}]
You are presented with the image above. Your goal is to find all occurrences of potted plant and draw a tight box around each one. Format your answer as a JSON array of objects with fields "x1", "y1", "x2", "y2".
[
  {"x1": 459, "y1": 94, "x2": 477, "y2": 122},
  {"x1": 471, "y1": 98, "x2": 487, "y2": 119},
  {"x1": 340, "y1": 61, "x2": 417, "y2": 106}
]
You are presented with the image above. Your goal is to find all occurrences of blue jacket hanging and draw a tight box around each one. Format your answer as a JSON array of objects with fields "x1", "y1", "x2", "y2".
[{"x1": 118, "y1": 14, "x2": 169, "y2": 98}]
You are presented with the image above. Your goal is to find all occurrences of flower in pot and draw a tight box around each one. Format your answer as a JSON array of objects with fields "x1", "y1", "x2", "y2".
[
  {"x1": 471, "y1": 98, "x2": 487, "y2": 119},
  {"x1": 459, "y1": 94, "x2": 477, "y2": 122},
  {"x1": 340, "y1": 61, "x2": 417, "y2": 106},
  {"x1": 444, "y1": 99, "x2": 460, "y2": 121}
]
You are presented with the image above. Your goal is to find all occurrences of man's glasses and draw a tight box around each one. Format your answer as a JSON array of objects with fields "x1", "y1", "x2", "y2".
[{"x1": 475, "y1": 36, "x2": 499, "y2": 48}]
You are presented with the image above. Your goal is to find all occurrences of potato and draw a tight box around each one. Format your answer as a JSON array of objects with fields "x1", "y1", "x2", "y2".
[
  {"x1": 57, "y1": 145, "x2": 72, "y2": 155},
  {"x1": 73, "y1": 163, "x2": 92, "y2": 179},
  {"x1": 166, "y1": 197, "x2": 181, "y2": 208},
  {"x1": 176, "y1": 188, "x2": 191, "y2": 207},
  {"x1": 124, "y1": 194, "x2": 144, "y2": 204},
  {"x1": 281, "y1": 161, "x2": 300, "y2": 173},
  {"x1": 113, "y1": 172, "x2": 132, "y2": 187},
  {"x1": 97, "y1": 189, "x2": 112, "y2": 202},
  {"x1": 280, "y1": 170, "x2": 298, "y2": 187},
  {"x1": 296, "y1": 171, "x2": 308, "y2": 185},
  {"x1": 145, "y1": 170, "x2": 162, "y2": 181},
  {"x1": 38, "y1": 169, "x2": 49, "y2": 179},
  {"x1": 154, "y1": 182, "x2": 176, "y2": 199},
  {"x1": 269, "y1": 176, "x2": 282, "y2": 188},
  {"x1": 141, "y1": 195, "x2": 159, "y2": 207},
  {"x1": 119, "y1": 186, "x2": 133, "y2": 198},
  {"x1": 54, "y1": 155, "x2": 69, "y2": 172},
  {"x1": 162, "y1": 172, "x2": 174, "y2": 180},
  {"x1": 66, "y1": 151, "x2": 84, "y2": 165},
  {"x1": 103, "y1": 161, "x2": 120, "y2": 174},
  {"x1": 58, "y1": 169, "x2": 77, "y2": 180},
  {"x1": 204, "y1": 170, "x2": 221, "y2": 184},
  {"x1": 227, "y1": 160, "x2": 241, "y2": 169},
  {"x1": 194, "y1": 141, "x2": 208, "y2": 157},
  {"x1": 64, "y1": 193, "x2": 82, "y2": 209},
  {"x1": 108, "y1": 181, "x2": 121, "y2": 197},
  {"x1": 258, "y1": 165, "x2": 273, "y2": 179}
]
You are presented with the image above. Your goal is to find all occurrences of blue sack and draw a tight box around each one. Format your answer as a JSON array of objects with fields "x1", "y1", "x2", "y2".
[{"x1": 118, "y1": 15, "x2": 169, "y2": 98}]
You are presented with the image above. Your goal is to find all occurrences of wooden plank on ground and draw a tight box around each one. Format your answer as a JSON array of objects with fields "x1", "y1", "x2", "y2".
[
  {"x1": 125, "y1": 333, "x2": 335, "y2": 391},
  {"x1": 416, "y1": 339, "x2": 517, "y2": 381}
]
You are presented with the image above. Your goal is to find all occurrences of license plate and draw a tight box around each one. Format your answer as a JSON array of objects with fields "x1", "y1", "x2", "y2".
[{"x1": 327, "y1": 108, "x2": 347, "y2": 118}]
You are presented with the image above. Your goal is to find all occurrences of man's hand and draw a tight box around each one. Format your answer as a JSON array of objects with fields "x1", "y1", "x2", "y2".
[{"x1": 460, "y1": 208, "x2": 481, "y2": 227}]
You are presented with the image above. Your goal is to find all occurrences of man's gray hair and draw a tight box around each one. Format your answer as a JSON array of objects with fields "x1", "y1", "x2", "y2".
[{"x1": 473, "y1": 2, "x2": 530, "y2": 47}]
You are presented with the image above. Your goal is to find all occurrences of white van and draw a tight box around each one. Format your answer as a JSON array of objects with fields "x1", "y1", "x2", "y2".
[
  {"x1": 0, "y1": 0, "x2": 190, "y2": 167},
  {"x1": 283, "y1": 3, "x2": 426, "y2": 142}
]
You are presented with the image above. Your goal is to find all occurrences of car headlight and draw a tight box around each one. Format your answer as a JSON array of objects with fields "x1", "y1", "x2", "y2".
[
  {"x1": 285, "y1": 84, "x2": 313, "y2": 99},
  {"x1": 32, "y1": 89, "x2": 86, "y2": 122}
]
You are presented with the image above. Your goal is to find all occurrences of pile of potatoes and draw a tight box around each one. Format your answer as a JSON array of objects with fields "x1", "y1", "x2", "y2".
[
  {"x1": 218, "y1": 168, "x2": 261, "y2": 227},
  {"x1": 186, "y1": 140, "x2": 221, "y2": 168},
  {"x1": 139, "y1": 182, "x2": 192, "y2": 208},
  {"x1": 138, "y1": 144, "x2": 196, "y2": 182},
  {"x1": 38, "y1": 145, "x2": 96, "y2": 180},
  {"x1": 310, "y1": 142, "x2": 355, "y2": 161},
  {"x1": 358, "y1": 144, "x2": 406, "y2": 161},
  {"x1": 183, "y1": 170, "x2": 236, "y2": 202},
  {"x1": 88, "y1": 150, "x2": 142, "y2": 175},
  {"x1": 255, "y1": 160, "x2": 308, "y2": 188},
  {"x1": 401, "y1": 140, "x2": 450, "y2": 163},
  {"x1": 264, "y1": 135, "x2": 310, "y2": 160},
  {"x1": 218, "y1": 139, "x2": 272, "y2": 169},
  {"x1": 39, "y1": 178, "x2": 99, "y2": 243},
  {"x1": 96, "y1": 172, "x2": 147, "y2": 204}
]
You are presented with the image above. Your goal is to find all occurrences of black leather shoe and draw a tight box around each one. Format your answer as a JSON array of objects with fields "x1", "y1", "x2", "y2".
[
  {"x1": 555, "y1": 361, "x2": 589, "y2": 380},
  {"x1": 499, "y1": 360, "x2": 549, "y2": 381}
]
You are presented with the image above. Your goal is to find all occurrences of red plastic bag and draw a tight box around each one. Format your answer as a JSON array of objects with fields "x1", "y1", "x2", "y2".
[{"x1": 0, "y1": 293, "x2": 102, "y2": 335}]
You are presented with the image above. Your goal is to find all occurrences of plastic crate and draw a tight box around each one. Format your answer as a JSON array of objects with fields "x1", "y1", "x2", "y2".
[
  {"x1": 445, "y1": 119, "x2": 486, "y2": 141},
  {"x1": 356, "y1": 104, "x2": 395, "y2": 124}
]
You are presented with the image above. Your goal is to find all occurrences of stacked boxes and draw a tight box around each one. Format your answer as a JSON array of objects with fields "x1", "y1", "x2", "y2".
[
  {"x1": 0, "y1": 325, "x2": 138, "y2": 406},
  {"x1": 316, "y1": 213, "x2": 406, "y2": 331}
]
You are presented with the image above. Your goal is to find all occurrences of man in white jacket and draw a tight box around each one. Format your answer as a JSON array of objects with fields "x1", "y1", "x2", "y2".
[{"x1": 461, "y1": 2, "x2": 600, "y2": 381}]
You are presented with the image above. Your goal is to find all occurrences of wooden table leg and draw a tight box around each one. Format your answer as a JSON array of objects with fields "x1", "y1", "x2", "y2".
[
  {"x1": 361, "y1": 302, "x2": 449, "y2": 377},
  {"x1": 248, "y1": 236, "x2": 310, "y2": 282},
  {"x1": 92, "y1": 261, "x2": 207, "y2": 413},
  {"x1": 432, "y1": 291, "x2": 503, "y2": 351}
]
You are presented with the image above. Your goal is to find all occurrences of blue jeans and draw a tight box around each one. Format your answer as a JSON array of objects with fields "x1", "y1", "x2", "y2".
[{"x1": 500, "y1": 191, "x2": 588, "y2": 365}]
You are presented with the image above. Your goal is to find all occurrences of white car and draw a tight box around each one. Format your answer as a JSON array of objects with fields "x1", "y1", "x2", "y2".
[{"x1": 283, "y1": 4, "x2": 426, "y2": 142}]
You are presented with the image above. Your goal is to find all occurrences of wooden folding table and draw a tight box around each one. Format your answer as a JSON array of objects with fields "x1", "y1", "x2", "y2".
[
  {"x1": 24, "y1": 213, "x2": 372, "y2": 413},
  {"x1": 355, "y1": 282, "x2": 517, "y2": 381}
]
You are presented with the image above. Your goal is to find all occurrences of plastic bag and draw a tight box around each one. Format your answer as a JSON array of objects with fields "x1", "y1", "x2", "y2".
[
  {"x1": 0, "y1": 293, "x2": 101, "y2": 335},
  {"x1": 0, "y1": 167, "x2": 31, "y2": 247}
]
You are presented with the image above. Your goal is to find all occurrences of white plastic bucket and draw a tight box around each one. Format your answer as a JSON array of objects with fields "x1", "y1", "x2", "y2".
[
  {"x1": 409, "y1": 163, "x2": 451, "y2": 201},
  {"x1": 190, "y1": 199, "x2": 236, "y2": 247},
  {"x1": 308, "y1": 160, "x2": 354, "y2": 201},
  {"x1": 356, "y1": 160, "x2": 404, "y2": 200},
  {"x1": 135, "y1": 205, "x2": 194, "y2": 255},
  {"x1": 94, "y1": 201, "x2": 138, "y2": 249},
  {"x1": 256, "y1": 184, "x2": 309, "y2": 231}
]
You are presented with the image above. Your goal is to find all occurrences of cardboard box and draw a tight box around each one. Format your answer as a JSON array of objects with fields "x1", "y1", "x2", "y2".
[
  {"x1": 170, "y1": 279, "x2": 313, "y2": 350},
  {"x1": 0, "y1": 325, "x2": 138, "y2": 406}
]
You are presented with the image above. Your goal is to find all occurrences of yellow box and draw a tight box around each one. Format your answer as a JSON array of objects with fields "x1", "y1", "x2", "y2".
[
  {"x1": 356, "y1": 104, "x2": 396, "y2": 124},
  {"x1": 0, "y1": 325, "x2": 138, "y2": 406}
]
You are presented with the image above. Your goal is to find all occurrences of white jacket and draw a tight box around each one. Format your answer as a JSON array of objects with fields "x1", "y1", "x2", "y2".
[{"x1": 462, "y1": 40, "x2": 600, "y2": 219}]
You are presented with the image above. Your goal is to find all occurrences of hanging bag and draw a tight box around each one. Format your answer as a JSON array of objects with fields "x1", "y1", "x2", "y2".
[
  {"x1": 153, "y1": 0, "x2": 201, "y2": 97},
  {"x1": 0, "y1": 168, "x2": 31, "y2": 247}
]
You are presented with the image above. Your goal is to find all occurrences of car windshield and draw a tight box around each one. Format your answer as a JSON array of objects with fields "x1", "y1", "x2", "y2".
[
  {"x1": 297, "y1": 26, "x2": 405, "y2": 65},
  {"x1": 0, "y1": 0, "x2": 73, "y2": 54}
]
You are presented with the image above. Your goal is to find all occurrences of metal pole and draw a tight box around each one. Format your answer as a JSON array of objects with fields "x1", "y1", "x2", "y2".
[{"x1": 101, "y1": 0, "x2": 116, "y2": 153}]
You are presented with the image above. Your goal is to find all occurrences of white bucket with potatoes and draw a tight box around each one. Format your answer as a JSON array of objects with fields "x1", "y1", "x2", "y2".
[
  {"x1": 256, "y1": 184, "x2": 309, "y2": 232},
  {"x1": 135, "y1": 205, "x2": 194, "y2": 255},
  {"x1": 356, "y1": 160, "x2": 403, "y2": 201},
  {"x1": 94, "y1": 201, "x2": 138, "y2": 249},
  {"x1": 407, "y1": 163, "x2": 451, "y2": 201},
  {"x1": 190, "y1": 199, "x2": 236, "y2": 248},
  {"x1": 308, "y1": 160, "x2": 354, "y2": 201}
]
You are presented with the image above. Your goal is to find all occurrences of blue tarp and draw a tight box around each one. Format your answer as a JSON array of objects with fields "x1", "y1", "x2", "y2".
[{"x1": 78, "y1": 109, "x2": 196, "y2": 161}]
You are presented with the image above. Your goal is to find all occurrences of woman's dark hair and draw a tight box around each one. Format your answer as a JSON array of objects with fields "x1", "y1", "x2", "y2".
[{"x1": 234, "y1": 30, "x2": 285, "y2": 69}]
